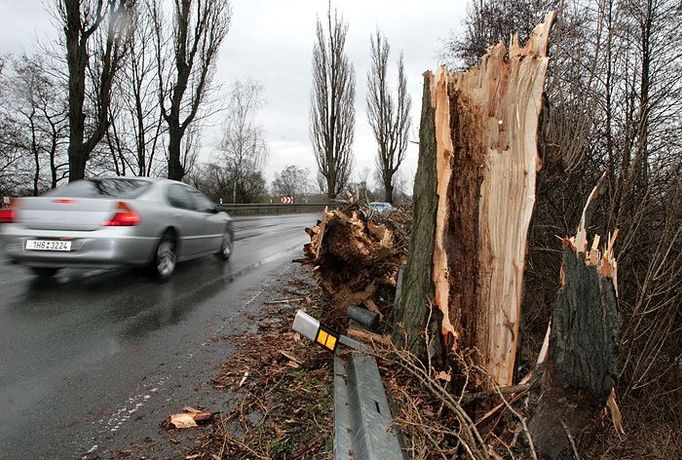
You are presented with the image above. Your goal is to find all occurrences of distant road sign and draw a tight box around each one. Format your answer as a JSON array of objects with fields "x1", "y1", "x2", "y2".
[{"x1": 280, "y1": 196, "x2": 294, "y2": 204}]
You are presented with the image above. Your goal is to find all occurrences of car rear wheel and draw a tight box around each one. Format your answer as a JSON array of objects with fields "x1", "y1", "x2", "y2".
[
  {"x1": 151, "y1": 232, "x2": 177, "y2": 280},
  {"x1": 216, "y1": 230, "x2": 233, "y2": 261},
  {"x1": 30, "y1": 267, "x2": 59, "y2": 278}
]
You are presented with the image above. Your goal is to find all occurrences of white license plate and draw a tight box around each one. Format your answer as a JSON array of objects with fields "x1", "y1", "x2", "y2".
[{"x1": 25, "y1": 240, "x2": 72, "y2": 251}]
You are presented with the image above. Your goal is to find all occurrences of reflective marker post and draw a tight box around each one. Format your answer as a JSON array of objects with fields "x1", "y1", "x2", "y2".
[{"x1": 292, "y1": 310, "x2": 365, "y2": 352}]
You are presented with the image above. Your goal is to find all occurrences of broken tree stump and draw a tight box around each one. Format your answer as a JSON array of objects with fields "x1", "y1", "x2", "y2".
[
  {"x1": 385, "y1": 10, "x2": 621, "y2": 458},
  {"x1": 393, "y1": 12, "x2": 556, "y2": 387},
  {"x1": 527, "y1": 198, "x2": 620, "y2": 459}
]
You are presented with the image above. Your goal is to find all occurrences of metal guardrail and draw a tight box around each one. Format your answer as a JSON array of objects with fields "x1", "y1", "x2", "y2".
[
  {"x1": 291, "y1": 309, "x2": 405, "y2": 459},
  {"x1": 219, "y1": 202, "x2": 335, "y2": 210},
  {"x1": 334, "y1": 326, "x2": 406, "y2": 459},
  {"x1": 218, "y1": 203, "x2": 337, "y2": 215},
  {"x1": 333, "y1": 267, "x2": 407, "y2": 459}
]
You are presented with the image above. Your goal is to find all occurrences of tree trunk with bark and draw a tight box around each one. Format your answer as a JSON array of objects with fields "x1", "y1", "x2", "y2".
[
  {"x1": 526, "y1": 191, "x2": 621, "y2": 458},
  {"x1": 167, "y1": 124, "x2": 185, "y2": 180},
  {"x1": 391, "y1": 73, "x2": 443, "y2": 364}
]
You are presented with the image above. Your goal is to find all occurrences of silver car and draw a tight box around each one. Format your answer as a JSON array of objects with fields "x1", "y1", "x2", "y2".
[
  {"x1": 368, "y1": 202, "x2": 394, "y2": 213},
  {"x1": 0, "y1": 177, "x2": 233, "y2": 280}
]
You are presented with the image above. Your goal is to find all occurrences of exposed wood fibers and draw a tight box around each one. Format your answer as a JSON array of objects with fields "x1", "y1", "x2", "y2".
[{"x1": 427, "y1": 12, "x2": 556, "y2": 386}]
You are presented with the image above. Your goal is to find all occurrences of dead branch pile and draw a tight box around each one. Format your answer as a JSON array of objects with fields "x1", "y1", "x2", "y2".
[{"x1": 301, "y1": 207, "x2": 406, "y2": 310}]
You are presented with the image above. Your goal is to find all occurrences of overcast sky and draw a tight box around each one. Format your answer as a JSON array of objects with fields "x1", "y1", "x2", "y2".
[{"x1": 0, "y1": 0, "x2": 467, "y2": 190}]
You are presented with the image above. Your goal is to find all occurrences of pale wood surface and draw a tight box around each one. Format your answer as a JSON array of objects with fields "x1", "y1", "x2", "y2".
[{"x1": 425, "y1": 12, "x2": 556, "y2": 386}]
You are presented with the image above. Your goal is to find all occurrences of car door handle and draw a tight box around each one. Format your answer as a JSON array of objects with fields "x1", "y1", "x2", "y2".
[{"x1": 173, "y1": 214, "x2": 182, "y2": 218}]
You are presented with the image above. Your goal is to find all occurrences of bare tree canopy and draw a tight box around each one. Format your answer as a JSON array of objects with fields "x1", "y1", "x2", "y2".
[
  {"x1": 56, "y1": 0, "x2": 135, "y2": 181},
  {"x1": 153, "y1": 0, "x2": 231, "y2": 180},
  {"x1": 5, "y1": 55, "x2": 69, "y2": 194},
  {"x1": 442, "y1": 0, "x2": 550, "y2": 69},
  {"x1": 309, "y1": 8, "x2": 355, "y2": 199},
  {"x1": 366, "y1": 30, "x2": 411, "y2": 204},
  {"x1": 272, "y1": 165, "x2": 311, "y2": 200},
  {"x1": 106, "y1": 0, "x2": 166, "y2": 177},
  {"x1": 188, "y1": 162, "x2": 266, "y2": 204},
  {"x1": 217, "y1": 79, "x2": 269, "y2": 203}
]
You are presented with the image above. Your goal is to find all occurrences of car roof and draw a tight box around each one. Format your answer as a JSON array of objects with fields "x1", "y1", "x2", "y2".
[{"x1": 85, "y1": 176, "x2": 185, "y2": 186}]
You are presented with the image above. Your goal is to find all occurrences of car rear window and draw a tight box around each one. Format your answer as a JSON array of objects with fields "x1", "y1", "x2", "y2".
[{"x1": 46, "y1": 179, "x2": 152, "y2": 199}]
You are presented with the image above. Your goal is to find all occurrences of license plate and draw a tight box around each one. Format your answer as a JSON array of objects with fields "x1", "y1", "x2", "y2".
[{"x1": 25, "y1": 240, "x2": 72, "y2": 251}]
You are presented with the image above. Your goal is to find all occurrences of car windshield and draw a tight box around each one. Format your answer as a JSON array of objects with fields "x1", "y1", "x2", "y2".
[{"x1": 45, "y1": 179, "x2": 151, "y2": 199}]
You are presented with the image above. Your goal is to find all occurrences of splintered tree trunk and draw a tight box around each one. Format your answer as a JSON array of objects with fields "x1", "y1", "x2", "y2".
[
  {"x1": 528, "y1": 208, "x2": 621, "y2": 459},
  {"x1": 394, "y1": 13, "x2": 556, "y2": 386},
  {"x1": 393, "y1": 12, "x2": 622, "y2": 457}
]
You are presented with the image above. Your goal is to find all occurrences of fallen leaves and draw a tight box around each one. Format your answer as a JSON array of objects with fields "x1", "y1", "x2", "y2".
[
  {"x1": 169, "y1": 407, "x2": 214, "y2": 429},
  {"x1": 435, "y1": 371, "x2": 452, "y2": 383}
]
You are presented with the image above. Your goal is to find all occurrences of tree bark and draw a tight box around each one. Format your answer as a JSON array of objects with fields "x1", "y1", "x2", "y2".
[
  {"x1": 528, "y1": 223, "x2": 620, "y2": 459},
  {"x1": 383, "y1": 181, "x2": 394, "y2": 204},
  {"x1": 391, "y1": 74, "x2": 443, "y2": 365},
  {"x1": 167, "y1": 125, "x2": 185, "y2": 180}
]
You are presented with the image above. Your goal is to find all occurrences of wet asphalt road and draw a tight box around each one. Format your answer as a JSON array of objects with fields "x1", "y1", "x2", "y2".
[{"x1": 0, "y1": 213, "x2": 318, "y2": 459}]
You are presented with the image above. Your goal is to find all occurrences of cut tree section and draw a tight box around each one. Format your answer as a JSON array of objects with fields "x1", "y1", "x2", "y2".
[{"x1": 428, "y1": 12, "x2": 556, "y2": 386}]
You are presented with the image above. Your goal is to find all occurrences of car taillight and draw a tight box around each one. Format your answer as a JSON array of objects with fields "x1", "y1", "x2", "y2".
[
  {"x1": 0, "y1": 209, "x2": 15, "y2": 224},
  {"x1": 103, "y1": 201, "x2": 141, "y2": 226},
  {"x1": 0, "y1": 199, "x2": 20, "y2": 224}
]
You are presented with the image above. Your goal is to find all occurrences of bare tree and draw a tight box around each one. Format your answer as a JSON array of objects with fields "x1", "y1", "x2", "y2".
[
  {"x1": 272, "y1": 165, "x2": 311, "y2": 200},
  {"x1": 8, "y1": 55, "x2": 69, "y2": 194},
  {"x1": 56, "y1": 0, "x2": 135, "y2": 181},
  {"x1": 152, "y1": 0, "x2": 231, "y2": 181},
  {"x1": 0, "y1": 57, "x2": 29, "y2": 195},
  {"x1": 366, "y1": 30, "x2": 411, "y2": 204},
  {"x1": 106, "y1": 0, "x2": 165, "y2": 177},
  {"x1": 309, "y1": 8, "x2": 355, "y2": 199},
  {"x1": 217, "y1": 79, "x2": 269, "y2": 203},
  {"x1": 188, "y1": 162, "x2": 266, "y2": 204}
]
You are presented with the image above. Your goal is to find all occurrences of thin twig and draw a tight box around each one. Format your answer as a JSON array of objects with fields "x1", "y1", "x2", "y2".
[
  {"x1": 493, "y1": 385, "x2": 538, "y2": 460},
  {"x1": 391, "y1": 349, "x2": 489, "y2": 459},
  {"x1": 561, "y1": 419, "x2": 581, "y2": 460}
]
